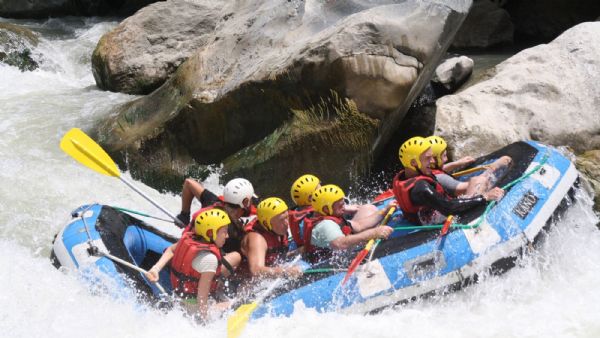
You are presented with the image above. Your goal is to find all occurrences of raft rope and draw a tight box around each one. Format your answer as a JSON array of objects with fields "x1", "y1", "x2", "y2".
[
  {"x1": 111, "y1": 206, "x2": 174, "y2": 223},
  {"x1": 304, "y1": 268, "x2": 348, "y2": 274}
]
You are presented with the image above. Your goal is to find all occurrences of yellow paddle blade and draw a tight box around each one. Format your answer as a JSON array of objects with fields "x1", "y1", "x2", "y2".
[
  {"x1": 60, "y1": 128, "x2": 120, "y2": 177},
  {"x1": 227, "y1": 302, "x2": 258, "y2": 338}
]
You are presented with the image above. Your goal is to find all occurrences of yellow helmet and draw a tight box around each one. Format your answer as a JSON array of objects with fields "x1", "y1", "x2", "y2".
[
  {"x1": 257, "y1": 197, "x2": 289, "y2": 230},
  {"x1": 398, "y1": 136, "x2": 430, "y2": 171},
  {"x1": 426, "y1": 135, "x2": 447, "y2": 169},
  {"x1": 290, "y1": 174, "x2": 320, "y2": 206},
  {"x1": 311, "y1": 184, "x2": 345, "y2": 216},
  {"x1": 194, "y1": 209, "x2": 231, "y2": 242}
]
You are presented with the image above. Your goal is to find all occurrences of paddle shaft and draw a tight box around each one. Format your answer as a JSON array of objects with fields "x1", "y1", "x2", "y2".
[
  {"x1": 256, "y1": 255, "x2": 302, "y2": 303},
  {"x1": 227, "y1": 255, "x2": 302, "y2": 338},
  {"x1": 342, "y1": 206, "x2": 395, "y2": 284},
  {"x1": 70, "y1": 137, "x2": 183, "y2": 227},
  {"x1": 453, "y1": 165, "x2": 488, "y2": 177},
  {"x1": 118, "y1": 176, "x2": 183, "y2": 227},
  {"x1": 98, "y1": 250, "x2": 167, "y2": 295}
]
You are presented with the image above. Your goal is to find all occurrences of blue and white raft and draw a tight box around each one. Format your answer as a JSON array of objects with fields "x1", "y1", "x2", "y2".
[
  {"x1": 51, "y1": 204, "x2": 177, "y2": 302},
  {"x1": 50, "y1": 141, "x2": 578, "y2": 315},
  {"x1": 249, "y1": 141, "x2": 579, "y2": 318}
]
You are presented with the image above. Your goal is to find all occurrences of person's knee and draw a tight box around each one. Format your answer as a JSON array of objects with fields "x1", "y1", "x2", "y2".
[
  {"x1": 224, "y1": 252, "x2": 242, "y2": 268},
  {"x1": 499, "y1": 155, "x2": 512, "y2": 165},
  {"x1": 183, "y1": 178, "x2": 194, "y2": 188},
  {"x1": 492, "y1": 156, "x2": 512, "y2": 170}
]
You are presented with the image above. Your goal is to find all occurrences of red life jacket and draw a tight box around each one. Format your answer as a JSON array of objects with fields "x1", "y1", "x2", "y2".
[
  {"x1": 392, "y1": 170, "x2": 448, "y2": 223},
  {"x1": 288, "y1": 206, "x2": 313, "y2": 247},
  {"x1": 243, "y1": 219, "x2": 289, "y2": 266},
  {"x1": 431, "y1": 169, "x2": 445, "y2": 175},
  {"x1": 302, "y1": 214, "x2": 353, "y2": 263},
  {"x1": 169, "y1": 231, "x2": 222, "y2": 298}
]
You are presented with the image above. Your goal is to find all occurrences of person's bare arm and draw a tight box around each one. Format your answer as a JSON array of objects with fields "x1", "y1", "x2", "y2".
[
  {"x1": 145, "y1": 243, "x2": 176, "y2": 282},
  {"x1": 196, "y1": 271, "x2": 215, "y2": 321},
  {"x1": 329, "y1": 226, "x2": 393, "y2": 250},
  {"x1": 443, "y1": 156, "x2": 475, "y2": 172},
  {"x1": 181, "y1": 178, "x2": 206, "y2": 213},
  {"x1": 242, "y1": 232, "x2": 301, "y2": 278}
]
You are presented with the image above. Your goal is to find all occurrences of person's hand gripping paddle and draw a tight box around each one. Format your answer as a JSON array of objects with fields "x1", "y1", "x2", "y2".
[{"x1": 342, "y1": 206, "x2": 396, "y2": 285}]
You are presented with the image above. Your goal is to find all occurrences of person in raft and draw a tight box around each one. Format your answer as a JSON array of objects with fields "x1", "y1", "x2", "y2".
[
  {"x1": 175, "y1": 178, "x2": 258, "y2": 227},
  {"x1": 425, "y1": 135, "x2": 512, "y2": 197},
  {"x1": 145, "y1": 209, "x2": 239, "y2": 322},
  {"x1": 288, "y1": 174, "x2": 320, "y2": 250},
  {"x1": 298, "y1": 184, "x2": 394, "y2": 262},
  {"x1": 393, "y1": 136, "x2": 505, "y2": 225},
  {"x1": 240, "y1": 197, "x2": 303, "y2": 278},
  {"x1": 176, "y1": 177, "x2": 257, "y2": 256}
]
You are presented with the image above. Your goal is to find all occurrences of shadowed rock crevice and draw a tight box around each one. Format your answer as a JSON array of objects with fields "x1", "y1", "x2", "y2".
[{"x1": 224, "y1": 94, "x2": 380, "y2": 197}]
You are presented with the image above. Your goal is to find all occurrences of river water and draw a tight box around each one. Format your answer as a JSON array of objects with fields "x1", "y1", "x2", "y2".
[{"x1": 1, "y1": 18, "x2": 599, "y2": 338}]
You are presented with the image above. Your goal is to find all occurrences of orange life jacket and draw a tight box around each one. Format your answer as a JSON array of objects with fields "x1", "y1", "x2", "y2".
[
  {"x1": 288, "y1": 206, "x2": 314, "y2": 247},
  {"x1": 169, "y1": 231, "x2": 222, "y2": 298}
]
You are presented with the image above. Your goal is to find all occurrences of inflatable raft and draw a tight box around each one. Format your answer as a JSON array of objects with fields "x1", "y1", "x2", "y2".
[{"x1": 51, "y1": 141, "x2": 578, "y2": 316}]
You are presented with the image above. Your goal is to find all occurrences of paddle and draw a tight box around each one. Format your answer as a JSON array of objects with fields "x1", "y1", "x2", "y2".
[
  {"x1": 452, "y1": 165, "x2": 489, "y2": 178},
  {"x1": 227, "y1": 255, "x2": 301, "y2": 338},
  {"x1": 341, "y1": 206, "x2": 396, "y2": 285},
  {"x1": 60, "y1": 128, "x2": 184, "y2": 227},
  {"x1": 435, "y1": 215, "x2": 454, "y2": 250},
  {"x1": 92, "y1": 248, "x2": 168, "y2": 295}
]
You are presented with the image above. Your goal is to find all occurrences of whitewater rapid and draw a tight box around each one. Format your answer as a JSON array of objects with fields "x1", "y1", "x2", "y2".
[{"x1": 1, "y1": 18, "x2": 599, "y2": 338}]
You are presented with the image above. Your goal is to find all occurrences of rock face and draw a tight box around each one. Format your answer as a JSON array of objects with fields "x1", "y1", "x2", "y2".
[
  {"x1": 92, "y1": 1, "x2": 222, "y2": 94},
  {"x1": 93, "y1": 0, "x2": 471, "y2": 196},
  {"x1": 435, "y1": 22, "x2": 600, "y2": 161},
  {"x1": 452, "y1": 0, "x2": 513, "y2": 48},
  {"x1": 0, "y1": 0, "x2": 160, "y2": 18},
  {"x1": 0, "y1": 22, "x2": 39, "y2": 71}
]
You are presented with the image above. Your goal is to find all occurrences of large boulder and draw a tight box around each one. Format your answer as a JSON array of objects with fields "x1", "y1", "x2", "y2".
[
  {"x1": 435, "y1": 22, "x2": 600, "y2": 160},
  {"x1": 93, "y1": 0, "x2": 471, "y2": 196},
  {"x1": 452, "y1": 0, "x2": 513, "y2": 48},
  {"x1": 92, "y1": 1, "x2": 222, "y2": 94},
  {"x1": 0, "y1": 22, "x2": 40, "y2": 71},
  {"x1": 0, "y1": 0, "x2": 160, "y2": 18}
]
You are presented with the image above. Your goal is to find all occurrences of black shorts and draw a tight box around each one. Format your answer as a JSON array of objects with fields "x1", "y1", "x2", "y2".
[{"x1": 199, "y1": 189, "x2": 220, "y2": 206}]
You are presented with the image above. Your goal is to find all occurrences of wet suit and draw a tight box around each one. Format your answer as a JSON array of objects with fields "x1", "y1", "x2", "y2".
[
  {"x1": 410, "y1": 180, "x2": 486, "y2": 215},
  {"x1": 394, "y1": 170, "x2": 487, "y2": 224}
]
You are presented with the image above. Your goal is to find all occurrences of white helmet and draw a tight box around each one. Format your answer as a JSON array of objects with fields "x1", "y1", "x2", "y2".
[{"x1": 223, "y1": 178, "x2": 256, "y2": 208}]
